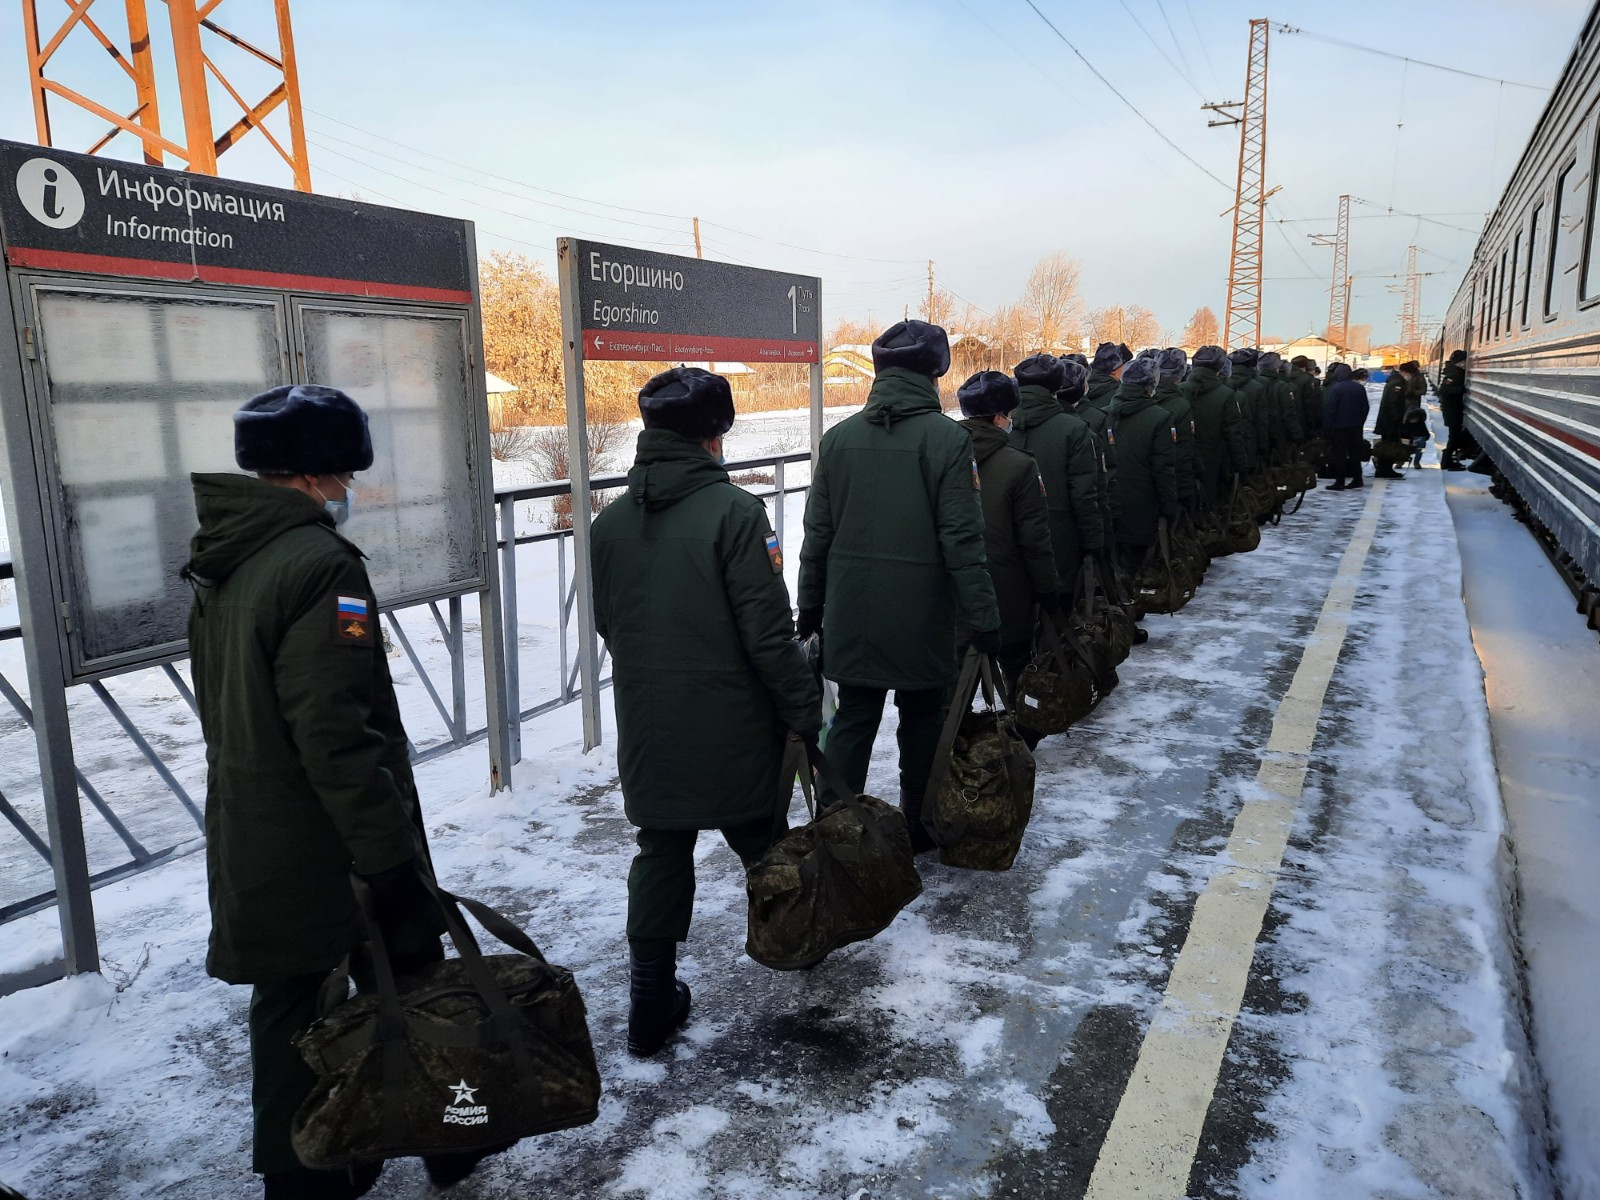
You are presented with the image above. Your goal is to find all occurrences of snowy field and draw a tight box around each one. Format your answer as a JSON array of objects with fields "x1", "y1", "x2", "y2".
[{"x1": 0, "y1": 404, "x2": 1566, "y2": 1198}]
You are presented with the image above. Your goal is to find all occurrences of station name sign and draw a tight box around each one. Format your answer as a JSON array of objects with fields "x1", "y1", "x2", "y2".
[
  {"x1": 0, "y1": 138, "x2": 473, "y2": 304},
  {"x1": 566, "y1": 238, "x2": 820, "y2": 363}
]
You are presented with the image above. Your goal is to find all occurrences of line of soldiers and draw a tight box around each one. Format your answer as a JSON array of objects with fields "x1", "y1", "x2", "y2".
[{"x1": 592, "y1": 321, "x2": 1335, "y2": 1059}]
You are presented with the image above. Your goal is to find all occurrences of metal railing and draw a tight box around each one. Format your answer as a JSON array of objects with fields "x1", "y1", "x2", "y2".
[{"x1": 0, "y1": 449, "x2": 814, "y2": 932}]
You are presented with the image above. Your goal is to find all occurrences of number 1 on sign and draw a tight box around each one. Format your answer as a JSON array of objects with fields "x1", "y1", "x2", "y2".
[{"x1": 787, "y1": 285, "x2": 797, "y2": 334}]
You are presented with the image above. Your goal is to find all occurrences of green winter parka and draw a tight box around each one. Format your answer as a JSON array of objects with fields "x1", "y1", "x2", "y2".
[
  {"x1": 592, "y1": 430, "x2": 820, "y2": 831},
  {"x1": 186, "y1": 473, "x2": 426, "y2": 986},
  {"x1": 1109, "y1": 385, "x2": 1179, "y2": 547},
  {"x1": 1230, "y1": 367, "x2": 1272, "y2": 467},
  {"x1": 962, "y1": 417, "x2": 1059, "y2": 644},
  {"x1": 1289, "y1": 367, "x2": 1321, "y2": 437},
  {"x1": 1086, "y1": 370, "x2": 1120, "y2": 409},
  {"x1": 1154, "y1": 378, "x2": 1199, "y2": 509},
  {"x1": 1008, "y1": 384, "x2": 1103, "y2": 595},
  {"x1": 799, "y1": 367, "x2": 999, "y2": 689},
  {"x1": 1065, "y1": 396, "x2": 1117, "y2": 553},
  {"x1": 1375, "y1": 372, "x2": 1408, "y2": 439},
  {"x1": 1437, "y1": 362, "x2": 1466, "y2": 428},
  {"x1": 1184, "y1": 366, "x2": 1253, "y2": 502}
]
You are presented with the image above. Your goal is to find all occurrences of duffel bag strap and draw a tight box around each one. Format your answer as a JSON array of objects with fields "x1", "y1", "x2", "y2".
[
  {"x1": 801, "y1": 739, "x2": 863, "y2": 817},
  {"x1": 1039, "y1": 605, "x2": 1099, "y2": 681},
  {"x1": 783, "y1": 735, "x2": 819, "y2": 823},
  {"x1": 352, "y1": 875, "x2": 432, "y2": 1148},
  {"x1": 920, "y1": 647, "x2": 984, "y2": 838}
]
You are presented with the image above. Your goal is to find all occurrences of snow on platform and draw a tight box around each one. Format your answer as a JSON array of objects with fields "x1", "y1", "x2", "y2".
[{"x1": 0, "y1": 447, "x2": 1569, "y2": 1199}]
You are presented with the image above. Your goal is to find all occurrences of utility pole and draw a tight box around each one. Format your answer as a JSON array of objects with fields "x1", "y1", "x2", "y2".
[
  {"x1": 1206, "y1": 18, "x2": 1273, "y2": 349},
  {"x1": 693, "y1": 216, "x2": 703, "y2": 259},
  {"x1": 1400, "y1": 244, "x2": 1421, "y2": 359},
  {"x1": 1310, "y1": 194, "x2": 1352, "y2": 350},
  {"x1": 927, "y1": 259, "x2": 935, "y2": 323},
  {"x1": 20, "y1": 0, "x2": 313, "y2": 190}
]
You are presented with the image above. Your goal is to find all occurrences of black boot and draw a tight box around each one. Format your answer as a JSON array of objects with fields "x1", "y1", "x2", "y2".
[
  {"x1": 627, "y1": 949, "x2": 691, "y2": 1057},
  {"x1": 1326, "y1": 479, "x2": 1349, "y2": 491},
  {"x1": 424, "y1": 1142, "x2": 516, "y2": 1189},
  {"x1": 263, "y1": 1164, "x2": 382, "y2": 1200}
]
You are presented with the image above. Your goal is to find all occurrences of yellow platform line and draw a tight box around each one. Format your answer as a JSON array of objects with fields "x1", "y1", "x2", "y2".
[{"x1": 1085, "y1": 481, "x2": 1387, "y2": 1200}]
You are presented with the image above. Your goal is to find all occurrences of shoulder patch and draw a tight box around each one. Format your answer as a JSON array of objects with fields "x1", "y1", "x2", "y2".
[
  {"x1": 334, "y1": 593, "x2": 374, "y2": 645},
  {"x1": 1171, "y1": 427, "x2": 1178, "y2": 442},
  {"x1": 972, "y1": 458, "x2": 982, "y2": 490},
  {"x1": 764, "y1": 531, "x2": 784, "y2": 574},
  {"x1": 1038, "y1": 473, "x2": 1048, "y2": 497}
]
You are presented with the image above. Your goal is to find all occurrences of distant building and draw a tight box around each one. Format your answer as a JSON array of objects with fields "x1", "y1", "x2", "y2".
[{"x1": 486, "y1": 370, "x2": 517, "y2": 429}]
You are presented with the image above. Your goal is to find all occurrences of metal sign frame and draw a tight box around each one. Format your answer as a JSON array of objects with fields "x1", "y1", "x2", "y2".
[
  {"x1": 555, "y1": 237, "x2": 824, "y2": 750},
  {"x1": 0, "y1": 141, "x2": 513, "y2": 984}
]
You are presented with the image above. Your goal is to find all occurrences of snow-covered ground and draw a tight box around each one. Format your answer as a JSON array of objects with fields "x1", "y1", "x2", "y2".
[{"x1": 0, "y1": 404, "x2": 1567, "y2": 1198}]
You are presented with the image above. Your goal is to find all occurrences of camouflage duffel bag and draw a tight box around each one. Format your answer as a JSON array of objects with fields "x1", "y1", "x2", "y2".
[
  {"x1": 924, "y1": 649, "x2": 1037, "y2": 872},
  {"x1": 291, "y1": 878, "x2": 600, "y2": 1168},
  {"x1": 1077, "y1": 557, "x2": 1136, "y2": 667},
  {"x1": 1371, "y1": 437, "x2": 1410, "y2": 468},
  {"x1": 1196, "y1": 508, "x2": 1232, "y2": 558},
  {"x1": 1015, "y1": 608, "x2": 1111, "y2": 735},
  {"x1": 1220, "y1": 477, "x2": 1263, "y2": 555},
  {"x1": 1131, "y1": 520, "x2": 1197, "y2": 615},
  {"x1": 746, "y1": 740, "x2": 923, "y2": 971},
  {"x1": 1171, "y1": 513, "x2": 1211, "y2": 577}
]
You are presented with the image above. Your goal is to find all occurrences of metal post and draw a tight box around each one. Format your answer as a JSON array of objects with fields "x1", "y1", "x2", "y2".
[
  {"x1": 464, "y1": 238, "x2": 513, "y2": 790},
  {"x1": 498, "y1": 497, "x2": 521, "y2": 763},
  {"x1": 557, "y1": 239, "x2": 603, "y2": 750},
  {"x1": 448, "y1": 595, "x2": 466, "y2": 742},
  {"x1": 557, "y1": 535, "x2": 570, "y2": 704},
  {"x1": 809, "y1": 359, "x2": 824, "y2": 461},
  {"x1": 773, "y1": 457, "x2": 786, "y2": 552},
  {"x1": 0, "y1": 276, "x2": 98, "y2": 975}
]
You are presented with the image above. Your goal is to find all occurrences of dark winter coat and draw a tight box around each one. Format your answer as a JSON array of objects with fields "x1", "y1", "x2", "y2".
[
  {"x1": 1229, "y1": 366, "x2": 1271, "y2": 467},
  {"x1": 1437, "y1": 362, "x2": 1466, "y2": 429},
  {"x1": 1290, "y1": 367, "x2": 1322, "y2": 436},
  {"x1": 1405, "y1": 370, "x2": 1428, "y2": 403},
  {"x1": 186, "y1": 473, "x2": 425, "y2": 985},
  {"x1": 962, "y1": 418, "x2": 1059, "y2": 645},
  {"x1": 1322, "y1": 365, "x2": 1370, "y2": 431},
  {"x1": 1008, "y1": 384, "x2": 1103, "y2": 594},
  {"x1": 1109, "y1": 385, "x2": 1179, "y2": 547},
  {"x1": 1275, "y1": 373, "x2": 1305, "y2": 444},
  {"x1": 1086, "y1": 370, "x2": 1120, "y2": 409},
  {"x1": 799, "y1": 367, "x2": 999, "y2": 689},
  {"x1": 1184, "y1": 365, "x2": 1253, "y2": 501},
  {"x1": 1154, "y1": 378, "x2": 1199, "y2": 508},
  {"x1": 1065, "y1": 397, "x2": 1116, "y2": 552},
  {"x1": 592, "y1": 430, "x2": 820, "y2": 831},
  {"x1": 1375, "y1": 373, "x2": 1409, "y2": 439}
]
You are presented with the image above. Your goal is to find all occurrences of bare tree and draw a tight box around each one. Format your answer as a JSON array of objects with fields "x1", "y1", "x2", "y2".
[
  {"x1": 918, "y1": 287, "x2": 958, "y2": 328},
  {"x1": 1181, "y1": 306, "x2": 1220, "y2": 347},
  {"x1": 828, "y1": 316, "x2": 879, "y2": 346},
  {"x1": 1021, "y1": 252, "x2": 1085, "y2": 349},
  {"x1": 1087, "y1": 304, "x2": 1162, "y2": 351}
]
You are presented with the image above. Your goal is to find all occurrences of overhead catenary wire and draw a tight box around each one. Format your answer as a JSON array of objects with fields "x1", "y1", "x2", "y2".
[
  {"x1": 1272, "y1": 22, "x2": 1549, "y2": 91},
  {"x1": 1020, "y1": 0, "x2": 1232, "y2": 190},
  {"x1": 1116, "y1": 0, "x2": 1204, "y2": 98}
]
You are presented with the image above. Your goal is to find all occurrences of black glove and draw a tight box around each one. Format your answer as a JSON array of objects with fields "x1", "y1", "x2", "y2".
[
  {"x1": 795, "y1": 606, "x2": 824, "y2": 641},
  {"x1": 1035, "y1": 589, "x2": 1064, "y2": 616},
  {"x1": 360, "y1": 858, "x2": 444, "y2": 957},
  {"x1": 971, "y1": 627, "x2": 1003, "y2": 657}
]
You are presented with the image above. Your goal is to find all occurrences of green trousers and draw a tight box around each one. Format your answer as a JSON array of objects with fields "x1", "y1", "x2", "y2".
[
  {"x1": 823, "y1": 683, "x2": 945, "y2": 820},
  {"x1": 627, "y1": 818, "x2": 779, "y2": 961},
  {"x1": 248, "y1": 973, "x2": 324, "y2": 1175}
]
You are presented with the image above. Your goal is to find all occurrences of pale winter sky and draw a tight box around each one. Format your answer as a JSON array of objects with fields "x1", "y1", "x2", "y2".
[{"x1": 0, "y1": 0, "x2": 1586, "y2": 345}]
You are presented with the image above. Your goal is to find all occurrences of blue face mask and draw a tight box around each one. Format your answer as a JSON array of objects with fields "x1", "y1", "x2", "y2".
[{"x1": 317, "y1": 481, "x2": 355, "y2": 527}]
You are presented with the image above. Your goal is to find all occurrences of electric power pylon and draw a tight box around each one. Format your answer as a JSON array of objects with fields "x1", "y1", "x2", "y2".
[
  {"x1": 1327, "y1": 195, "x2": 1351, "y2": 349},
  {"x1": 21, "y1": 0, "x2": 311, "y2": 190},
  {"x1": 1207, "y1": 18, "x2": 1271, "y2": 349},
  {"x1": 1400, "y1": 244, "x2": 1420, "y2": 358}
]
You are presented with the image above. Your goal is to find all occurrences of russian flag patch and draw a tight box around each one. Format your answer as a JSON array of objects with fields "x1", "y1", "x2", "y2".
[
  {"x1": 335, "y1": 594, "x2": 373, "y2": 643},
  {"x1": 765, "y1": 532, "x2": 783, "y2": 573}
]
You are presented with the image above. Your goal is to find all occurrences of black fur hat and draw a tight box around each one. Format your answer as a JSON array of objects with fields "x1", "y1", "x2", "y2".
[
  {"x1": 957, "y1": 370, "x2": 1021, "y2": 417},
  {"x1": 1091, "y1": 342, "x2": 1124, "y2": 373},
  {"x1": 235, "y1": 384, "x2": 373, "y2": 475},
  {"x1": 1117, "y1": 342, "x2": 1133, "y2": 363},
  {"x1": 1449, "y1": 349, "x2": 1467, "y2": 364},
  {"x1": 1158, "y1": 347, "x2": 1187, "y2": 382},
  {"x1": 1062, "y1": 352, "x2": 1089, "y2": 368},
  {"x1": 1056, "y1": 358, "x2": 1090, "y2": 403},
  {"x1": 638, "y1": 367, "x2": 736, "y2": 439},
  {"x1": 1120, "y1": 355, "x2": 1160, "y2": 392},
  {"x1": 1014, "y1": 353, "x2": 1066, "y2": 392},
  {"x1": 1192, "y1": 345, "x2": 1228, "y2": 372},
  {"x1": 1259, "y1": 351, "x2": 1284, "y2": 373},
  {"x1": 1228, "y1": 348, "x2": 1259, "y2": 369},
  {"x1": 871, "y1": 320, "x2": 951, "y2": 378}
]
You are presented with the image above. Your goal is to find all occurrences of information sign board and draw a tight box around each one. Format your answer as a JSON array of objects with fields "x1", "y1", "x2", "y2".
[{"x1": 568, "y1": 239, "x2": 819, "y2": 362}]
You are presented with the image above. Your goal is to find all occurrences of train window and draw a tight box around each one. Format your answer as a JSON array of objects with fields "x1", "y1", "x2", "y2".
[
  {"x1": 1509, "y1": 234, "x2": 1521, "y2": 330},
  {"x1": 1524, "y1": 204, "x2": 1542, "y2": 325},
  {"x1": 1497, "y1": 249, "x2": 1509, "y2": 336},
  {"x1": 1586, "y1": 124, "x2": 1600, "y2": 301},
  {"x1": 1546, "y1": 160, "x2": 1579, "y2": 318}
]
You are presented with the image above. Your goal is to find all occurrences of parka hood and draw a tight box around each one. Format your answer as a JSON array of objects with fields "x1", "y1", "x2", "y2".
[
  {"x1": 626, "y1": 428, "x2": 730, "y2": 512},
  {"x1": 1110, "y1": 388, "x2": 1160, "y2": 419},
  {"x1": 1326, "y1": 362, "x2": 1353, "y2": 383},
  {"x1": 959, "y1": 416, "x2": 1010, "y2": 465},
  {"x1": 1011, "y1": 383, "x2": 1066, "y2": 432},
  {"x1": 862, "y1": 366, "x2": 944, "y2": 430},
  {"x1": 186, "y1": 472, "x2": 335, "y2": 585}
]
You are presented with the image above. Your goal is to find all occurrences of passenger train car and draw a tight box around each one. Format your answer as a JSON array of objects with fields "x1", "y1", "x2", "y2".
[{"x1": 1437, "y1": 2, "x2": 1600, "y2": 625}]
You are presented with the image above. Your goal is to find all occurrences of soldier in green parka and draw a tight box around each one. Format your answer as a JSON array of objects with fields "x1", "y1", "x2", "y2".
[
  {"x1": 1085, "y1": 341, "x2": 1128, "y2": 409},
  {"x1": 1109, "y1": 355, "x2": 1179, "y2": 566},
  {"x1": 1184, "y1": 345, "x2": 1253, "y2": 505},
  {"x1": 1290, "y1": 356, "x2": 1322, "y2": 440},
  {"x1": 798, "y1": 321, "x2": 1000, "y2": 850},
  {"x1": 1009, "y1": 353, "x2": 1103, "y2": 596},
  {"x1": 591, "y1": 367, "x2": 821, "y2": 1056},
  {"x1": 1228, "y1": 348, "x2": 1271, "y2": 475},
  {"x1": 186, "y1": 385, "x2": 485, "y2": 1198},
  {"x1": 1155, "y1": 348, "x2": 1200, "y2": 510},
  {"x1": 1373, "y1": 364, "x2": 1412, "y2": 478},
  {"x1": 957, "y1": 370, "x2": 1060, "y2": 700}
]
